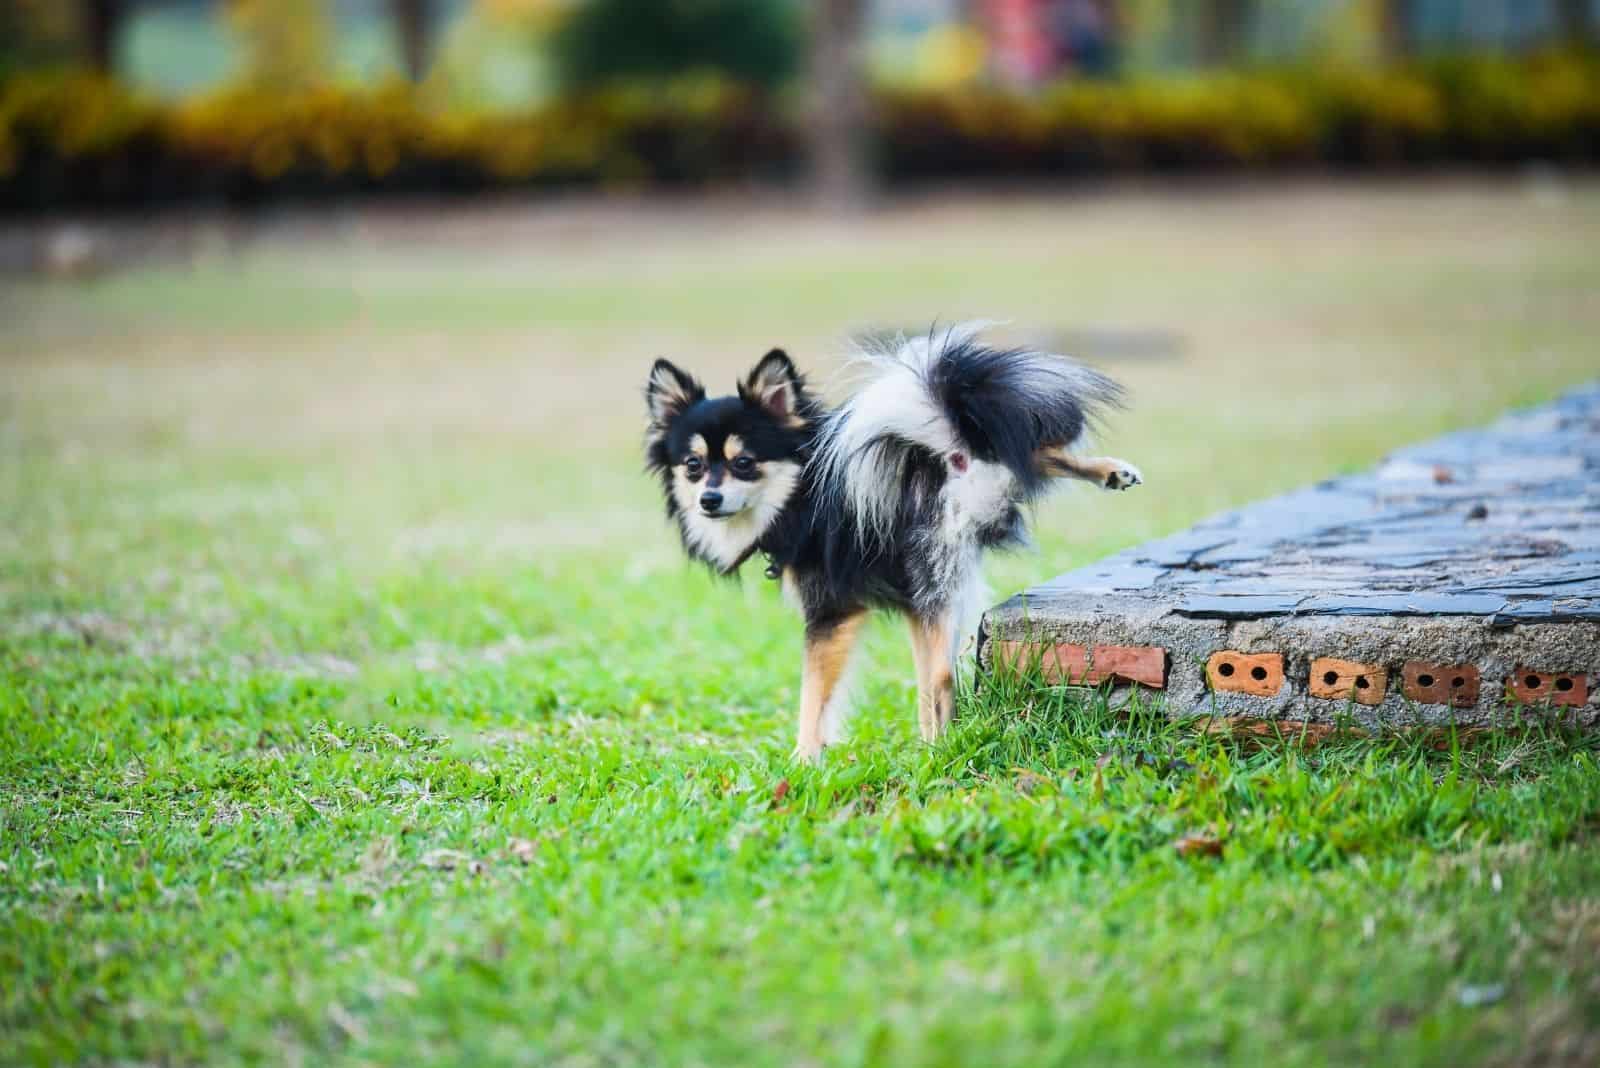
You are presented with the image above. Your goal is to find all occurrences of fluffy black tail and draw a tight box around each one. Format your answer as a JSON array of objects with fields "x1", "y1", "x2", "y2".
[{"x1": 814, "y1": 323, "x2": 1124, "y2": 543}]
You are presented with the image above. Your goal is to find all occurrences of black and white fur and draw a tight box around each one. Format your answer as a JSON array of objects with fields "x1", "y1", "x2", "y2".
[{"x1": 645, "y1": 323, "x2": 1141, "y2": 762}]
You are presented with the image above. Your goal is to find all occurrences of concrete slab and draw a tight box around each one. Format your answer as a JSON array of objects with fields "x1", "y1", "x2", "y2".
[{"x1": 980, "y1": 383, "x2": 1600, "y2": 727}]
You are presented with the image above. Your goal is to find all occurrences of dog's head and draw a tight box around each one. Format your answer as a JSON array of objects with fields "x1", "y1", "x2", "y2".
[{"x1": 645, "y1": 349, "x2": 815, "y2": 573}]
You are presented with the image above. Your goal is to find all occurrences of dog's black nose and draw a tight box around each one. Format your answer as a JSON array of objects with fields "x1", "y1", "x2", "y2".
[{"x1": 699, "y1": 491, "x2": 723, "y2": 513}]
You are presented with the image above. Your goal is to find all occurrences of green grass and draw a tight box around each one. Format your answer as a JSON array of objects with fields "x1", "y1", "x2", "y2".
[{"x1": 4, "y1": 182, "x2": 1600, "y2": 1065}]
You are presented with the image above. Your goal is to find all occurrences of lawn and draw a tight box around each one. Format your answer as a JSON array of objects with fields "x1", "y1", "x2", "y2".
[{"x1": 3, "y1": 180, "x2": 1599, "y2": 1066}]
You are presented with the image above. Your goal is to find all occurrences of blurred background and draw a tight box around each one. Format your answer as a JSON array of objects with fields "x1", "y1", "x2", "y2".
[
  {"x1": 3, "y1": 0, "x2": 1600, "y2": 217},
  {"x1": 2, "y1": 1, "x2": 1598, "y2": 673}
]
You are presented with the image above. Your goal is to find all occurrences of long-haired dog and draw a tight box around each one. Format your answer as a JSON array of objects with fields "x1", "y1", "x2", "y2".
[{"x1": 645, "y1": 323, "x2": 1141, "y2": 762}]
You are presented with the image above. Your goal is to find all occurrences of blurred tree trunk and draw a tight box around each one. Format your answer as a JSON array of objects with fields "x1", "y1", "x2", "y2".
[
  {"x1": 1197, "y1": 0, "x2": 1253, "y2": 66},
  {"x1": 1555, "y1": 0, "x2": 1594, "y2": 46},
  {"x1": 808, "y1": 0, "x2": 871, "y2": 213},
  {"x1": 81, "y1": 0, "x2": 124, "y2": 73},
  {"x1": 389, "y1": 0, "x2": 432, "y2": 82},
  {"x1": 1379, "y1": 0, "x2": 1413, "y2": 61},
  {"x1": 1101, "y1": 0, "x2": 1126, "y2": 54}
]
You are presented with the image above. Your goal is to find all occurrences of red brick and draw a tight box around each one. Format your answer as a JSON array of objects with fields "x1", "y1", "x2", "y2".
[
  {"x1": 1205, "y1": 652, "x2": 1283, "y2": 696},
  {"x1": 1089, "y1": 644, "x2": 1167, "y2": 689},
  {"x1": 1309, "y1": 657, "x2": 1388, "y2": 706},
  {"x1": 1401, "y1": 662, "x2": 1480, "y2": 708},
  {"x1": 994, "y1": 641, "x2": 1165, "y2": 688},
  {"x1": 1505, "y1": 669, "x2": 1588, "y2": 708}
]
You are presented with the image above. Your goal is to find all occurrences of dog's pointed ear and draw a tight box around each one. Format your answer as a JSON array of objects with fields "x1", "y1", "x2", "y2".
[
  {"x1": 646, "y1": 358, "x2": 703, "y2": 428},
  {"x1": 740, "y1": 348, "x2": 803, "y2": 424}
]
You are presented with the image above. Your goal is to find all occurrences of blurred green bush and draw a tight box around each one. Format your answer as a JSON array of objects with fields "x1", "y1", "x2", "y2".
[
  {"x1": 549, "y1": 0, "x2": 800, "y2": 93},
  {"x1": 3, "y1": 52, "x2": 1598, "y2": 212}
]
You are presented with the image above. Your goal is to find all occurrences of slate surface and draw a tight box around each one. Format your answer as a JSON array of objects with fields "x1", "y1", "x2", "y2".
[{"x1": 1013, "y1": 382, "x2": 1600, "y2": 625}]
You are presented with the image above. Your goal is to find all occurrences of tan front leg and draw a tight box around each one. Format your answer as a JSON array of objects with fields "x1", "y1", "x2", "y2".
[
  {"x1": 795, "y1": 612, "x2": 866, "y2": 764},
  {"x1": 907, "y1": 612, "x2": 955, "y2": 743},
  {"x1": 1035, "y1": 447, "x2": 1143, "y2": 491}
]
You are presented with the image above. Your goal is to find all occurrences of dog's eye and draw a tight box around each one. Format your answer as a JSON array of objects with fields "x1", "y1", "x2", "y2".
[
  {"x1": 683, "y1": 455, "x2": 704, "y2": 476},
  {"x1": 731, "y1": 455, "x2": 757, "y2": 477}
]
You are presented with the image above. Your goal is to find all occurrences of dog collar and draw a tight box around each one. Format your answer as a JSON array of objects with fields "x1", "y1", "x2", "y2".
[{"x1": 722, "y1": 543, "x2": 783, "y2": 581}]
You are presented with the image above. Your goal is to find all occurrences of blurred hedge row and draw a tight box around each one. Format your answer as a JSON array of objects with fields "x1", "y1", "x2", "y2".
[
  {"x1": 0, "y1": 75, "x2": 795, "y2": 210},
  {"x1": 878, "y1": 53, "x2": 1600, "y2": 176},
  {"x1": 4, "y1": 52, "x2": 1598, "y2": 212}
]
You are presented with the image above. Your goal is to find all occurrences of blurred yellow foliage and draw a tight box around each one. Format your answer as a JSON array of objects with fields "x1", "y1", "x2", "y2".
[
  {"x1": 917, "y1": 25, "x2": 988, "y2": 90},
  {"x1": 0, "y1": 73, "x2": 161, "y2": 179},
  {"x1": 225, "y1": 0, "x2": 333, "y2": 91},
  {"x1": 4, "y1": 53, "x2": 1599, "y2": 205},
  {"x1": 477, "y1": 0, "x2": 576, "y2": 30}
]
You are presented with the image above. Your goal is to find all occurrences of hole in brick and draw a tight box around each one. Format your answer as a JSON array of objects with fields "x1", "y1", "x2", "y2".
[
  {"x1": 1322, "y1": 670, "x2": 1338, "y2": 686},
  {"x1": 1250, "y1": 666, "x2": 1267, "y2": 681},
  {"x1": 1451, "y1": 676, "x2": 1465, "y2": 688},
  {"x1": 1417, "y1": 673, "x2": 1435, "y2": 688},
  {"x1": 1218, "y1": 662, "x2": 1235, "y2": 677},
  {"x1": 1356, "y1": 676, "x2": 1370, "y2": 689},
  {"x1": 1525, "y1": 674, "x2": 1542, "y2": 689},
  {"x1": 1555, "y1": 677, "x2": 1574, "y2": 692}
]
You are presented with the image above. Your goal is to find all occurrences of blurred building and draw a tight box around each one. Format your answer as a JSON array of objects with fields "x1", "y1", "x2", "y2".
[{"x1": 879, "y1": 0, "x2": 1600, "y2": 87}]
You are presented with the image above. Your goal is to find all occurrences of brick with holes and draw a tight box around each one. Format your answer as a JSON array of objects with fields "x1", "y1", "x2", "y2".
[
  {"x1": 1400, "y1": 662, "x2": 1480, "y2": 708},
  {"x1": 1205, "y1": 652, "x2": 1283, "y2": 697},
  {"x1": 1505, "y1": 669, "x2": 1588, "y2": 708},
  {"x1": 1310, "y1": 657, "x2": 1388, "y2": 705}
]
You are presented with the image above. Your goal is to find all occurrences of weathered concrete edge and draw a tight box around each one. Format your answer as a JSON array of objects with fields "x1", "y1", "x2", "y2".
[{"x1": 978, "y1": 594, "x2": 1600, "y2": 729}]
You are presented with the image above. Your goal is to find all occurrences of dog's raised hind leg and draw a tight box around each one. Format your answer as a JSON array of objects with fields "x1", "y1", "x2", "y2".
[
  {"x1": 1036, "y1": 447, "x2": 1143, "y2": 491},
  {"x1": 795, "y1": 611, "x2": 867, "y2": 764}
]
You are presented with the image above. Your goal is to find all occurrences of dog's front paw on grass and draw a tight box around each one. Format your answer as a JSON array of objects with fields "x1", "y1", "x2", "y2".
[
  {"x1": 1103, "y1": 462, "x2": 1143, "y2": 491},
  {"x1": 792, "y1": 741, "x2": 825, "y2": 766}
]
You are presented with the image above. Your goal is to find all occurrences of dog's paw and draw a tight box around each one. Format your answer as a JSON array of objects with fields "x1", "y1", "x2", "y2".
[
  {"x1": 1103, "y1": 462, "x2": 1143, "y2": 491},
  {"x1": 792, "y1": 741, "x2": 824, "y2": 766}
]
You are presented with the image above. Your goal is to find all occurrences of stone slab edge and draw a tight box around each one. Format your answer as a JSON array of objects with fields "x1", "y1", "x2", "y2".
[{"x1": 979, "y1": 596, "x2": 1600, "y2": 729}]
